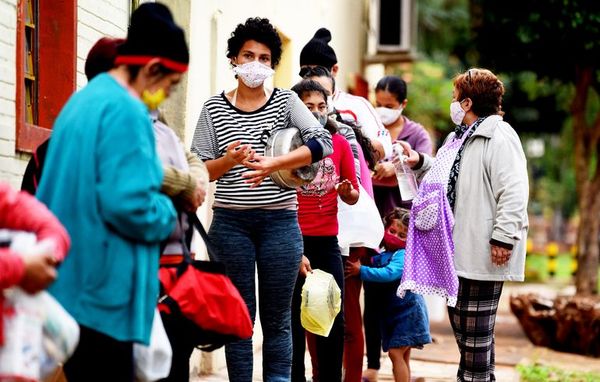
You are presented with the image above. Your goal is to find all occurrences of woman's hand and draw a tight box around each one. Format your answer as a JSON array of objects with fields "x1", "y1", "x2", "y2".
[
  {"x1": 372, "y1": 161, "x2": 396, "y2": 180},
  {"x1": 182, "y1": 179, "x2": 207, "y2": 212},
  {"x1": 225, "y1": 141, "x2": 254, "y2": 166},
  {"x1": 491, "y1": 245, "x2": 512, "y2": 266},
  {"x1": 395, "y1": 141, "x2": 420, "y2": 168},
  {"x1": 344, "y1": 259, "x2": 361, "y2": 278},
  {"x1": 299, "y1": 255, "x2": 312, "y2": 277},
  {"x1": 242, "y1": 154, "x2": 281, "y2": 188}
]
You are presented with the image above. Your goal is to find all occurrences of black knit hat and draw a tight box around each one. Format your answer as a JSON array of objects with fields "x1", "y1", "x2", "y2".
[
  {"x1": 115, "y1": 3, "x2": 189, "y2": 73},
  {"x1": 299, "y1": 28, "x2": 337, "y2": 69}
]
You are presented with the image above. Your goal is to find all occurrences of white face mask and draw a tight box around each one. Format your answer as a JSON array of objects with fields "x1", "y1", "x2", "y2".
[
  {"x1": 450, "y1": 100, "x2": 466, "y2": 125},
  {"x1": 327, "y1": 95, "x2": 334, "y2": 115},
  {"x1": 376, "y1": 107, "x2": 403, "y2": 126},
  {"x1": 233, "y1": 61, "x2": 275, "y2": 88}
]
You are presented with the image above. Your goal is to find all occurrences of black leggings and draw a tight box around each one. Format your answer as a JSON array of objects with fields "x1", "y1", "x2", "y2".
[
  {"x1": 363, "y1": 280, "x2": 387, "y2": 370},
  {"x1": 63, "y1": 325, "x2": 133, "y2": 382}
]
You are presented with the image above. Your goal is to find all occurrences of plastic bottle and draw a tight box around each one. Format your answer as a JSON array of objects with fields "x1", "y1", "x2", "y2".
[{"x1": 393, "y1": 144, "x2": 418, "y2": 202}]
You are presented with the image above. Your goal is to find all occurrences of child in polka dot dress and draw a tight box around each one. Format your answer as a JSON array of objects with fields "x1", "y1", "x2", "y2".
[{"x1": 345, "y1": 208, "x2": 431, "y2": 382}]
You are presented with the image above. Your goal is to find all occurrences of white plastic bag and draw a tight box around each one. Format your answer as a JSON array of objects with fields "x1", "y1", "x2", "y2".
[
  {"x1": 300, "y1": 269, "x2": 341, "y2": 337},
  {"x1": 0, "y1": 288, "x2": 80, "y2": 381},
  {"x1": 134, "y1": 308, "x2": 172, "y2": 382},
  {"x1": 0, "y1": 288, "x2": 44, "y2": 382},
  {"x1": 337, "y1": 184, "x2": 384, "y2": 250}
]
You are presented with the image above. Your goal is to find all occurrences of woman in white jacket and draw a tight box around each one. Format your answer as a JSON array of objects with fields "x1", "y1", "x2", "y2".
[{"x1": 398, "y1": 68, "x2": 529, "y2": 382}]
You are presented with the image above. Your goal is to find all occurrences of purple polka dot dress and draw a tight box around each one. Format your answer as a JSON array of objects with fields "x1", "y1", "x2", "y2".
[{"x1": 398, "y1": 126, "x2": 474, "y2": 307}]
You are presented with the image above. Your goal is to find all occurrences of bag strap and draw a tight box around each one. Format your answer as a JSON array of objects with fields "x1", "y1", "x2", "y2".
[{"x1": 188, "y1": 212, "x2": 220, "y2": 262}]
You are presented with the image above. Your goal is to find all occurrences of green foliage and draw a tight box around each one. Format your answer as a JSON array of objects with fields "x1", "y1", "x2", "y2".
[
  {"x1": 472, "y1": 0, "x2": 600, "y2": 83},
  {"x1": 395, "y1": 61, "x2": 456, "y2": 136},
  {"x1": 517, "y1": 363, "x2": 600, "y2": 382}
]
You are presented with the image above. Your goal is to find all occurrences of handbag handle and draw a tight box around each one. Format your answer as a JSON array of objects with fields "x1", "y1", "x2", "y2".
[{"x1": 175, "y1": 213, "x2": 220, "y2": 278}]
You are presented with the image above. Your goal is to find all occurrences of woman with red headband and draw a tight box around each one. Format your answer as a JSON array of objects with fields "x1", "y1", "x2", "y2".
[{"x1": 36, "y1": 4, "x2": 189, "y2": 380}]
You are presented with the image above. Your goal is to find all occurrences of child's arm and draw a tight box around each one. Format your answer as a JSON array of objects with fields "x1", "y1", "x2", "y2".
[{"x1": 345, "y1": 250, "x2": 405, "y2": 283}]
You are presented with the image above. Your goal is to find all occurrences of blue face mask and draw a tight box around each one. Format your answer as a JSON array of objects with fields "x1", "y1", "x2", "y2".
[{"x1": 312, "y1": 111, "x2": 328, "y2": 127}]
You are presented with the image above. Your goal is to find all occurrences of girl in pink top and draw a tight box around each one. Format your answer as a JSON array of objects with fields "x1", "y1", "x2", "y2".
[
  {"x1": 290, "y1": 79, "x2": 359, "y2": 382},
  {"x1": 0, "y1": 182, "x2": 70, "y2": 344}
]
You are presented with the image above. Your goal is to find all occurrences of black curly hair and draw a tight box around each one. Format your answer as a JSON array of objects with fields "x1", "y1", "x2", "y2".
[{"x1": 226, "y1": 17, "x2": 282, "y2": 68}]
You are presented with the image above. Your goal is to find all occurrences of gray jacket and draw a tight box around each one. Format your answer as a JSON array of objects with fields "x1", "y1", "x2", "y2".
[{"x1": 418, "y1": 115, "x2": 529, "y2": 281}]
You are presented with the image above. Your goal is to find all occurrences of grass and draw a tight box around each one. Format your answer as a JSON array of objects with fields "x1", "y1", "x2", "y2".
[{"x1": 517, "y1": 363, "x2": 600, "y2": 382}]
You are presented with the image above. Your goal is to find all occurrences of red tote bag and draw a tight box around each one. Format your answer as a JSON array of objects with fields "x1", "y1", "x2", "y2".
[{"x1": 158, "y1": 214, "x2": 253, "y2": 350}]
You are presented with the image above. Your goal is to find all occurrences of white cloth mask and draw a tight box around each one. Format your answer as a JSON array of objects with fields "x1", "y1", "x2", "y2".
[
  {"x1": 233, "y1": 61, "x2": 275, "y2": 88},
  {"x1": 376, "y1": 107, "x2": 403, "y2": 126},
  {"x1": 450, "y1": 100, "x2": 466, "y2": 125}
]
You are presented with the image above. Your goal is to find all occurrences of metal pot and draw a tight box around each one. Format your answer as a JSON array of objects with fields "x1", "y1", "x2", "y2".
[{"x1": 264, "y1": 128, "x2": 319, "y2": 189}]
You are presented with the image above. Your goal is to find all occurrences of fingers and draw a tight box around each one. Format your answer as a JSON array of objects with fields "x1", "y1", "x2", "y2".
[{"x1": 491, "y1": 245, "x2": 512, "y2": 266}]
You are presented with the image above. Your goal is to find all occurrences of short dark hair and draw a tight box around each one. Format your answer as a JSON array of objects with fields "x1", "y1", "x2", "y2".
[
  {"x1": 291, "y1": 79, "x2": 328, "y2": 103},
  {"x1": 375, "y1": 76, "x2": 407, "y2": 102},
  {"x1": 453, "y1": 68, "x2": 505, "y2": 117},
  {"x1": 226, "y1": 17, "x2": 282, "y2": 68},
  {"x1": 299, "y1": 65, "x2": 336, "y2": 94}
]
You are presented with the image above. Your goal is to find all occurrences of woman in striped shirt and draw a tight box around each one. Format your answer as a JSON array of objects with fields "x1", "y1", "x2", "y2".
[{"x1": 191, "y1": 17, "x2": 332, "y2": 382}]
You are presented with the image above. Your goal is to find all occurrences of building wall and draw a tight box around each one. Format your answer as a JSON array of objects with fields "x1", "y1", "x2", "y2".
[
  {"x1": 0, "y1": 0, "x2": 129, "y2": 188},
  {"x1": 0, "y1": 0, "x2": 22, "y2": 188}
]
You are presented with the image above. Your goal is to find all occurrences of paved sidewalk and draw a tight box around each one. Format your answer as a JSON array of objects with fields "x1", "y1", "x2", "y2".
[{"x1": 192, "y1": 283, "x2": 600, "y2": 381}]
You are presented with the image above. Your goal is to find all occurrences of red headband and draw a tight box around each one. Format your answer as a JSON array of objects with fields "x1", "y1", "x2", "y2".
[{"x1": 114, "y1": 55, "x2": 188, "y2": 73}]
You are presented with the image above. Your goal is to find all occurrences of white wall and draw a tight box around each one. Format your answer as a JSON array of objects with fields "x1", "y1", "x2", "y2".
[{"x1": 0, "y1": 0, "x2": 23, "y2": 188}]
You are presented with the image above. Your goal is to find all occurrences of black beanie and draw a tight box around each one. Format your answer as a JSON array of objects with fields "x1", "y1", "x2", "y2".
[
  {"x1": 115, "y1": 3, "x2": 189, "y2": 73},
  {"x1": 299, "y1": 28, "x2": 337, "y2": 69}
]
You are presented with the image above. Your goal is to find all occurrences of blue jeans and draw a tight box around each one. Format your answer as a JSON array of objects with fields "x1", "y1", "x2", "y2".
[{"x1": 209, "y1": 208, "x2": 303, "y2": 382}]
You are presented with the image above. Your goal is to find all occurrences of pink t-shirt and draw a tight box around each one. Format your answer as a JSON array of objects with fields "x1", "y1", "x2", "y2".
[
  {"x1": 356, "y1": 144, "x2": 374, "y2": 198},
  {"x1": 298, "y1": 133, "x2": 359, "y2": 236}
]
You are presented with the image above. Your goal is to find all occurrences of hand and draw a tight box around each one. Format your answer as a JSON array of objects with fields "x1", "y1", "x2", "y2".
[
  {"x1": 335, "y1": 179, "x2": 354, "y2": 198},
  {"x1": 491, "y1": 245, "x2": 512, "y2": 266},
  {"x1": 19, "y1": 240, "x2": 58, "y2": 294},
  {"x1": 183, "y1": 179, "x2": 206, "y2": 212},
  {"x1": 242, "y1": 154, "x2": 280, "y2": 188},
  {"x1": 372, "y1": 161, "x2": 396, "y2": 180},
  {"x1": 225, "y1": 141, "x2": 254, "y2": 166},
  {"x1": 344, "y1": 259, "x2": 361, "y2": 278},
  {"x1": 395, "y1": 141, "x2": 420, "y2": 168},
  {"x1": 299, "y1": 255, "x2": 312, "y2": 277}
]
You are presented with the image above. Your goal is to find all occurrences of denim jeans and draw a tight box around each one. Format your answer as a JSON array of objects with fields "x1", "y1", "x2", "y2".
[
  {"x1": 209, "y1": 208, "x2": 303, "y2": 382},
  {"x1": 291, "y1": 235, "x2": 344, "y2": 382}
]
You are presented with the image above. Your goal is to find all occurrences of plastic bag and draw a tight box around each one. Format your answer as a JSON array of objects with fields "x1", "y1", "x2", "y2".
[
  {"x1": 0, "y1": 288, "x2": 80, "y2": 382},
  {"x1": 0, "y1": 288, "x2": 44, "y2": 382},
  {"x1": 337, "y1": 184, "x2": 384, "y2": 250},
  {"x1": 300, "y1": 270, "x2": 341, "y2": 337},
  {"x1": 134, "y1": 308, "x2": 172, "y2": 382}
]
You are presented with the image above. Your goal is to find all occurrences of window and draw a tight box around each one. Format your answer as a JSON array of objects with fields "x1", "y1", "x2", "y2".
[
  {"x1": 376, "y1": 0, "x2": 413, "y2": 52},
  {"x1": 16, "y1": 0, "x2": 76, "y2": 152}
]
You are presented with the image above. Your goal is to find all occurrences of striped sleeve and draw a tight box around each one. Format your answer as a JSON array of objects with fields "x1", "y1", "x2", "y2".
[
  {"x1": 191, "y1": 104, "x2": 219, "y2": 161},
  {"x1": 287, "y1": 92, "x2": 333, "y2": 159}
]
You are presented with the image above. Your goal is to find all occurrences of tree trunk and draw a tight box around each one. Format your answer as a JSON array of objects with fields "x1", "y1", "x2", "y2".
[{"x1": 572, "y1": 65, "x2": 600, "y2": 295}]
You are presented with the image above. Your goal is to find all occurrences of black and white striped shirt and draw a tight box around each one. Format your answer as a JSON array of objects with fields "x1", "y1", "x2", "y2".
[{"x1": 191, "y1": 88, "x2": 332, "y2": 209}]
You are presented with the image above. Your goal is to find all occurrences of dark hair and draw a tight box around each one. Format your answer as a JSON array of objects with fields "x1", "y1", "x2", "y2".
[
  {"x1": 291, "y1": 79, "x2": 328, "y2": 104},
  {"x1": 299, "y1": 65, "x2": 336, "y2": 94},
  {"x1": 375, "y1": 76, "x2": 407, "y2": 103},
  {"x1": 383, "y1": 207, "x2": 410, "y2": 229},
  {"x1": 335, "y1": 117, "x2": 378, "y2": 170},
  {"x1": 291, "y1": 79, "x2": 336, "y2": 134},
  {"x1": 453, "y1": 68, "x2": 505, "y2": 117},
  {"x1": 226, "y1": 17, "x2": 282, "y2": 68},
  {"x1": 125, "y1": 62, "x2": 174, "y2": 82},
  {"x1": 85, "y1": 37, "x2": 125, "y2": 81}
]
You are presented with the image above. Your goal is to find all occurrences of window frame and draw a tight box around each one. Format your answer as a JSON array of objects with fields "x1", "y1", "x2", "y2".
[{"x1": 16, "y1": 0, "x2": 77, "y2": 153}]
